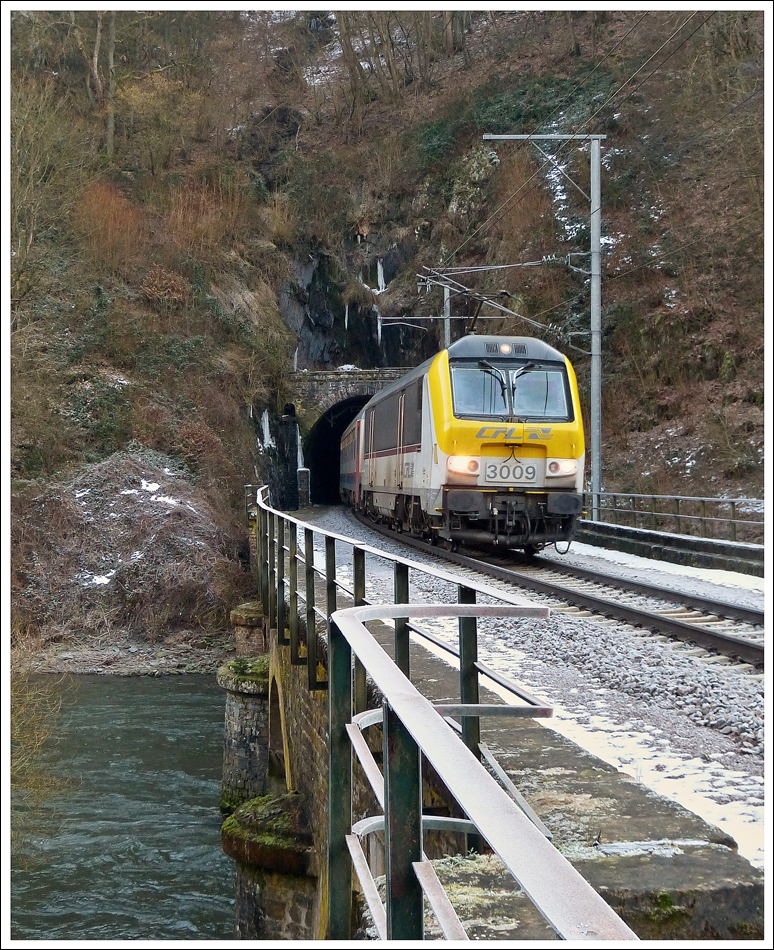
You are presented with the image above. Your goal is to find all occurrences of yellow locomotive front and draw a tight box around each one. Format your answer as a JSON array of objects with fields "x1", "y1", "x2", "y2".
[{"x1": 427, "y1": 336, "x2": 585, "y2": 554}]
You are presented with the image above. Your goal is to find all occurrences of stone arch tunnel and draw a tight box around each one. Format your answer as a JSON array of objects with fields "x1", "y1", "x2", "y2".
[
  {"x1": 303, "y1": 396, "x2": 370, "y2": 504},
  {"x1": 280, "y1": 369, "x2": 406, "y2": 507}
]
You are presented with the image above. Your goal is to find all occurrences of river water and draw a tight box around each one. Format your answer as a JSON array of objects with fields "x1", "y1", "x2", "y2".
[{"x1": 11, "y1": 675, "x2": 235, "y2": 941}]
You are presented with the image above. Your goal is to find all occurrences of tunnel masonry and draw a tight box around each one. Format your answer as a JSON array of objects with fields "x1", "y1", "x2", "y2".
[{"x1": 260, "y1": 368, "x2": 407, "y2": 509}]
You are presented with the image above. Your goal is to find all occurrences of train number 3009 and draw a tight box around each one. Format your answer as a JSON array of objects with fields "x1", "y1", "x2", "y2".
[{"x1": 484, "y1": 461, "x2": 537, "y2": 483}]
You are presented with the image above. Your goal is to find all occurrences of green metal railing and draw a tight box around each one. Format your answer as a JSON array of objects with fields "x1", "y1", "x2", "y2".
[
  {"x1": 584, "y1": 491, "x2": 763, "y2": 543},
  {"x1": 248, "y1": 486, "x2": 638, "y2": 942}
]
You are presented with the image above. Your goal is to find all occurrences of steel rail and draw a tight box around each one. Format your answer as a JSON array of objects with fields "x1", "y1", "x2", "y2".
[
  {"x1": 525, "y1": 556, "x2": 765, "y2": 626},
  {"x1": 352, "y1": 511, "x2": 764, "y2": 669},
  {"x1": 452, "y1": 550, "x2": 765, "y2": 668}
]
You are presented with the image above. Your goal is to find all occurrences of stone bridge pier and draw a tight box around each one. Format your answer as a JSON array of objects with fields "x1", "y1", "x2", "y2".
[{"x1": 275, "y1": 369, "x2": 405, "y2": 506}]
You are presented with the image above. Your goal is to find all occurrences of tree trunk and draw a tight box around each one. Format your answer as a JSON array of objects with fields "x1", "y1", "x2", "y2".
[
  {"x1": 566, "y1": 11, "x2": 580, "y2": 57},
  {"x1": 444, "y1": 12, "x2": 454, "y2": 58},
  {"x1": 373, "y1": 13, "x2": 400, "y2": 98},
  {"x1": 338, "y1": 11, "x2": 367, "y2": 116},
  {"x1": 105, "y1": 11, "x2": 116, "y2": 159},
  {"x1": 91, "y1": 13, "x2": 104, "y2": 103},
  {"x1": 415, "y1": 12, "x2": 434, "y2": 88}
]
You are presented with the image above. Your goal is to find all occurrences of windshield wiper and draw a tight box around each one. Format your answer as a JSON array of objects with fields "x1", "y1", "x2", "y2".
[
  {"x1": 478, "y1": 359, "x2": 508, "y2": 399},
  {"x1": 499, "y1": 361, "x2": 537, "y2": 422},
  {"x1": 512, "y1": 361, "x2": 536, "y2": 382},
  {"x1": 511, "y1": 361, "x2": 536, "y2": 397}
]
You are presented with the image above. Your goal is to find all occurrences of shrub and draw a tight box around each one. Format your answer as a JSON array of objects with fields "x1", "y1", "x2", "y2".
[
  {"x1": 141, "y1": 264, "x2": 192, "y2": 309},
  {"x1": 72, "y1": 182, "x2": 147, "y2": 275}
]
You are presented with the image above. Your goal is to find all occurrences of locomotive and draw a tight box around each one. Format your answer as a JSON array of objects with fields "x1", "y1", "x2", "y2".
[{"x1": 339, "y1": 335, "x2": 585, "y2": 554}]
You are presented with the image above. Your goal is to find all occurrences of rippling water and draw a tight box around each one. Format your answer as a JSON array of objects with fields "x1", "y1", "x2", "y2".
[{"x1": 11, "y1": 675, "x2": 235, "y2": 940}]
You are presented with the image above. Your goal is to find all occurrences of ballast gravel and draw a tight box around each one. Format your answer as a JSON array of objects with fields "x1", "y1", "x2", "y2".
[{"x1": 302, "y1": 506, "x2": 764, "y2": 775}]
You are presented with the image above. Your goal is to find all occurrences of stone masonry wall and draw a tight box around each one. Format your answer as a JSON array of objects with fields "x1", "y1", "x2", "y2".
[
  {"x1": 269, "y1": 630, "x2": 332, "y2": 938},
  {"x1": 219, "y1": 659, "x2": 270, "y2": 813}
]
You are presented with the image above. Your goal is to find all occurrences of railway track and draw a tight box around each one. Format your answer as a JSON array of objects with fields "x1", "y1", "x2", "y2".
[{"x1": 352, "y1": 512, "x2": 765, "y2": 671}]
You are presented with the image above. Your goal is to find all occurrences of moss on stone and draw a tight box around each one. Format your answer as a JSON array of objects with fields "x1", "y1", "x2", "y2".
[
  {"x1": 218, "y1": 655, "x2": 271, "y2": 693},
  {"x1": 221, "y1": 791, "x2": 316, "y2": 877},
  {"x1": 230, "y1": 601, "x2": 264, "y2": 626},
  {"x1": 227, "y1": 655, "x2": 270, "y2": 681},
  {"x1": 219, "y1": 789, "x2": 248, "y2": 815},
  {"x1": 644, "y1": 890, "x2": 690, "y2": 926}
]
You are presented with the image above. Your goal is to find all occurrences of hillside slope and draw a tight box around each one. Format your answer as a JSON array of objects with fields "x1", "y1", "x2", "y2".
[{"x1": 9, "y1": 9, "x2": 764, "y2": 647}]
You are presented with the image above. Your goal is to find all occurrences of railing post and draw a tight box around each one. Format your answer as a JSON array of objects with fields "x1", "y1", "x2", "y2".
[
  {"x1": 326, "y1": 535, "x2": 337, "y2": 619},
  {"x1": 268, "y1": 512, "x2": 276, "y2": 630},
  {"x1": 650, "y1": 494, "x2": 657, "y2": 531},
  {"x1": 305, "y1": 528, "x2": 317, "y2": 691},
  {"x1": 730, "y1": 501, "x2": 737, "y2": 542},
  {"x1": 458, "y1": 585, "x2": 480, "y2": 758},
  {"x1": 327, "y1": 617, "x2": 352, "y2": 939},
  {"x1": 700, "y1": 499, "x2": 707, "y2": 538},
  {"x1": 308, "y1": 535, "x2": 335, "y2": 689},
  {"x1": 277, "y1": 516, "x2": 288, "y2": 644},
  {"x1": 245, "y1": 487, "x2": 259, "y2": 587},
  {"x1": 459, "y1": 584, "x2": 483, "y2": 854},
  {"x1": 394, "y1": 561, "x2": 410, "y2": 677},
  {"x1": 383, "y1": 699, "x2": 423, "y2": 940},
  {"x1": 259, "y1": 504, "x2": 269, "y2": 616},
  {"x1": 674, "y1": 497, "x2": 681, "y2": 534},
  {"x1": 353, "y1": 547, "x2": 367, "y2": 713},
  {"x1": 289, "y1": 521, "x2": 303, "y2": 664}
]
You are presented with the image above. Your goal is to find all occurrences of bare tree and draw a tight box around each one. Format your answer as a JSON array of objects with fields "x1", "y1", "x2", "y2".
[
  {"x1": 10, "y1": 78, "x2": 94, "y2": 310},
  {"x1": 337, "y1": 11, "x2": 368, "y2": 116},
  {"x1": 105, "y1": 11, "x2": 116, "y2": 158},
  {"x1": 71, "y1": 10, "x2": 104, "y2": 104}
]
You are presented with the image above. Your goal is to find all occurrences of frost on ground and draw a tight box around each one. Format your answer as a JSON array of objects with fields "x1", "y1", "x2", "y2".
[{"x1": 12, "y1": 448, "x2": 252, "y2": 663}]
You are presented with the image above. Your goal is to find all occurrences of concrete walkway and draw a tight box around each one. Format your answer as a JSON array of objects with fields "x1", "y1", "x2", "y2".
[{"x1": 365, "y1": 620, "x2": 764, "y2": 940}]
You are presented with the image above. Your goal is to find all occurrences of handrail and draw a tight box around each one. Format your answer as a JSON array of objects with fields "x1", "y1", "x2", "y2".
[
  {"x1": 329, "y1": 603, "x2": 638, "y2": 941},
  {"x1": 583, "y1": 491, "x2": 763, "y2": 543},
  {"x1": 247, "y1": 486, "x2": 638, "y2": 940}
]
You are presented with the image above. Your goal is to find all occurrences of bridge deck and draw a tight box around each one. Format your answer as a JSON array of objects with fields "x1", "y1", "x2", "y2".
[{"x1": 355, "y1": 616, "x2": 763, "y2": 940}]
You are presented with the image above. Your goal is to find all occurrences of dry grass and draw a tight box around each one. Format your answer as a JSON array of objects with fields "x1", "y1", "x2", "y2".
[
  {"x1": 263, "y1": 193, "x2": 299, "y2": 248},
  {"x1": 484, "y1": 150, "x2": 573, "y2": 313},
  {"x1": 72, "y1": 182, "x2": 148, "y2": 275},
  {"x1": 163, "y1": 177, "x2": 254, "y2": 258},
  {"x1": 9, "y1": 652, "x2": 71, "y2": 851}
]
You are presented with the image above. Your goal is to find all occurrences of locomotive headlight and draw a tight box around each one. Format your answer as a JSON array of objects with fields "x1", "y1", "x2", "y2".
[
  {"x1": 547, "y1": 458, "x2": 578, "y2": 476},
  {"x1": 446, "y1": 455, "x2": 480, "y2": 476}
]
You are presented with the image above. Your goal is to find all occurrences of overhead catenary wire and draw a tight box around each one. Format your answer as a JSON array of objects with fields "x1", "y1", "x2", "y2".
[
  {"x1": 443, "y1": 12, "x2": 702, "y2": 267},
  {"x1": 431, "y1": 10, "x2": 756, "y2": 352},
  {"x1": 416, "y1": 11, "x2": 758, "y2": 369},
  {"x1": 601, "y1": 12, "x2": 716, "y2": 121}
]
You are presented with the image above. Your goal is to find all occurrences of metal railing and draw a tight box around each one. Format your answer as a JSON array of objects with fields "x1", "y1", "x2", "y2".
[
  {"x1": 248, "y1": 486, "x2": 638, "y2": 941},
  {"x1": 584, "y1": 491, "x2": 764, "y2": 544}
]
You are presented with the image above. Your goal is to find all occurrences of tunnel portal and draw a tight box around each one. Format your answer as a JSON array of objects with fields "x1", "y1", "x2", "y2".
[{"x1": 303, "y1": 396, "x2": 370, "y2": 505}]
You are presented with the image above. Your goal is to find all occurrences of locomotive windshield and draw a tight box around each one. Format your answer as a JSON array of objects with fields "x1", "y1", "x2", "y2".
[{"x1": 451, "y1": 361, "x2": 571, "y2": 421}]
